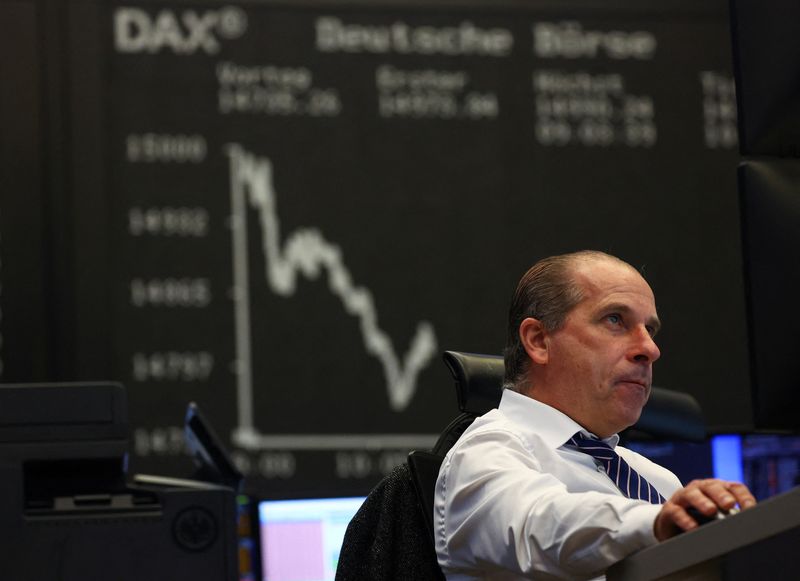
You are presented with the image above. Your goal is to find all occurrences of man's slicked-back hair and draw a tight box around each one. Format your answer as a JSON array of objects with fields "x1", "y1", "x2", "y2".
[{"x1": 502, "y1": 250, "x2": 631, "y2": 392}]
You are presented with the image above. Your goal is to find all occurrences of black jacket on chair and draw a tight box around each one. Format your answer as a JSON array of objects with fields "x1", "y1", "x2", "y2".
[{"x1": 336, "y1": 463, "x2": 444, "y2": 580}]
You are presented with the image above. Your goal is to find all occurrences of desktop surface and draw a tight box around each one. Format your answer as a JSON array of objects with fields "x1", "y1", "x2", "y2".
[{"x1": 608, "y1": 485, "x2": 800, "y2": 580}]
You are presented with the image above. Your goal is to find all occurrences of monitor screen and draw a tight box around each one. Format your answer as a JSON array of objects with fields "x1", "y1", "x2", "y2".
[
  {"x1": 627, "y1": 433, "x2": 800, "y2": 501},
  {"x1": 712, "y1": 434, "x2": 800, "y2": 500},
  {"x1": 238, "y1": 494, "x2": 261, "y2": 581},
  {"x1": 258, "y1": 496, "x2": 365, "y2": 581},
  {"x1": 730, "y1": 0, "x2": 800, "y2": 156},
  {"x1": 739, "y1": 159, "x2": 800, "y2": 430}
]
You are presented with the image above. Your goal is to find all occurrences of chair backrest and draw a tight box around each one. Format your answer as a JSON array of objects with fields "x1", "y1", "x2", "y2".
[
  {"x1": 442, "y1": 350, "x2": 504, "y2": 416},
  {"x1": 633, "y1": 387, "x2": 706, "y2": 442},
  {"x1": 408, "y1": 351, "x2": 505, "y2": 545},
  {"x1": 407, "y1": 450, "x2": 444, "y2": 543}
]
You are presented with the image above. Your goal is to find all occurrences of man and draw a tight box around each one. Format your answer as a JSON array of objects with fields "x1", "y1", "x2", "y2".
[{"x1": 434, "y1": 250, "x2": 755, "y2": 579}]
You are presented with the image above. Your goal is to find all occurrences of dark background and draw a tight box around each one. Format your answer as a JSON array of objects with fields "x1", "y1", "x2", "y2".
[{"x1": 0, "y1": 0, "x2": 752, "y2": 497}]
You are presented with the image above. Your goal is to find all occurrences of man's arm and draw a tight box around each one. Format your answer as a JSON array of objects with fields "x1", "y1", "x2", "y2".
[{"x1": 436, "y1": 428, "x2": 664, "y2": 579}]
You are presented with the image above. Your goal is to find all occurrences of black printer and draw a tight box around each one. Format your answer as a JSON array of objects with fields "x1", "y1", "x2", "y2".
[{"x1": 0, "y1": 382, "x2": 237, "y2": 581}]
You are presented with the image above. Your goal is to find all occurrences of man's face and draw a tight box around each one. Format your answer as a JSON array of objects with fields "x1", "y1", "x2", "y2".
[{"x1": 540, "y1": 259, "x2": 661, "y2": 437}]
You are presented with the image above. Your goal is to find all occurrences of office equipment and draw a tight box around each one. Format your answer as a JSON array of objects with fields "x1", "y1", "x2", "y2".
[
  {"x1": 739, "y1": 159, "x2": 800, "y2": 430},
  {"x1": 259, "y1": 496, "x2": 365, "y2": 580},
  {"x1": 236, "y1": 494, "x2": 262, "y2": 581},
  {"x1": 0, "y1": 382, "x2": 238, "y2": 581},
  {"x1": 713, "y1": 433, "x2": 800, "y2": 499},
  {"x1": 730, "y1": 0, "x2": 800, "y2": 156},
  {"x1": 186, "y1": 401, "x2": 244, "y2": 492}
]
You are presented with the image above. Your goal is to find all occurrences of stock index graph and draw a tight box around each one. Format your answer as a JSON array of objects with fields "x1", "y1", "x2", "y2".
[
  {"x1": 226, "y1": 143, "x2": 440, "y2": 449},
  {"x1": 2, "y1": 0, "x2": 752, "y2": 496}
]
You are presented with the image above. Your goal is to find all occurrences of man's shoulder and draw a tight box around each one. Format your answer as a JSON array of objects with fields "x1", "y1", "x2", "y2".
[
  {"x1": 443, "y1": 407, "x2": 543, "y2": 468},
  {"x1": 450, "y1": 408, "x2": 521, "y2": 448}
]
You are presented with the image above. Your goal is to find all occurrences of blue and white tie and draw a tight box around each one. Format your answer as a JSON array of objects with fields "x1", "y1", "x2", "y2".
[{"x1": 569, "y1": 432, "x2": 666, "y2": 505}]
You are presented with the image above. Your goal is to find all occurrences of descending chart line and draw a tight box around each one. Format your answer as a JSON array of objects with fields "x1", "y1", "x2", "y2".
[{"x1": 226, "y1": 144, "x2": 439, "y2": 449}]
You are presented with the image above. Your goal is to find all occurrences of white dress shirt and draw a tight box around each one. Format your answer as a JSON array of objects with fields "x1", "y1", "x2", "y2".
[{"x1": 434, "y1": 389, "x2": 683, "y2": 580}]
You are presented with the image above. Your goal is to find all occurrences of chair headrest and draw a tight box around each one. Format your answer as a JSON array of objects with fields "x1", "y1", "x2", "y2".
[
  {"x1": 442, "y1": 350, "x2": 706, "y2": 441},
  {"x1": 442, "y1": 351, "x2": 504, "y2": 415},
  {"x1": 633, "y1": 386, "x2": 706, "y2": 442}
]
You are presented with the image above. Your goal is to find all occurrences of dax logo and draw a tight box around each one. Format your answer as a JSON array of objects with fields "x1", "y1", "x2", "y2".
[{"x1": 114, "y1": 6, "x2": 248, "y2": 55}]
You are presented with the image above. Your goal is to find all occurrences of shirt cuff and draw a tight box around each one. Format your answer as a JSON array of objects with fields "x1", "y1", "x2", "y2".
[{"x1": 619, "y1": 502, "x2": 662, "y2": 548}]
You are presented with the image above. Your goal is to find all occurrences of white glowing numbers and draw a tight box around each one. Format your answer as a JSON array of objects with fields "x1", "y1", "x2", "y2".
[
  {"x1": 216, "y1": 62, "x2": 342, "y2": 117},
  {"x1": 132, "y1": 351, "x2": 214, "y2": 382},
  {"x1": 375, "y1": 65, "x2": 499, "y2": 120},
  {"x1": 128, "y1": 207, "x2": 209, "y2": 238},
  {"x1": 126, "y1": 134, "x2": 207, "y2": 163},
  {"x1": 134, "y1": 426, "x2": 185, "y2": 456},
  {"x1": 700, "y1": 71, "x2": 738, "y2": 149},
  {"x1": 130, "y1": 278, "x2": 211, "y2": 308},
  {"x1": 530, "y1": 23, "x2": 658, "y2": 148},
  {"x1": 533, "y1": 71, "x2": 657, "y2": 148},
  {"x1": 335, "y1": 451, "x2": 409, "y2": 479}
]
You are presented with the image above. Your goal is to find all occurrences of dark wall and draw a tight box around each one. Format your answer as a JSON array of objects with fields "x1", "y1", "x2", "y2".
[
  {"x1": 1, "y1": 0, "x2": 750, "y2": 496},
  {"x1": 0, "y1": 0, "x2": 49, "y2": 382}
]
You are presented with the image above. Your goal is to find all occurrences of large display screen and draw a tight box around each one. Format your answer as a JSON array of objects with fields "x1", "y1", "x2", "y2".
[{"x1": 2, "y1": 0, "x2": 754, "y2": 497}]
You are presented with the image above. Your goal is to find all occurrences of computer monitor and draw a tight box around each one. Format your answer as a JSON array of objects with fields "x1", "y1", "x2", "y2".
[
  {"x1": 712, "y1": 434, "x2": 800, "y2": 500},
  {"x1": 185, "y1": 402, "x2": 244, "y2": 492},
  {"x1": 730, "y1": 0, "x2": 800, "y2": 156},
  {"x1": 739, "y1": 159, "x2": 800, "y2": 431},
  {"x1": 627, "y1": 433, "x2": 800, "y2": 501},
  {"x1": 258, "y1": 496, "x2": 365, "y2": 581},
  {"x1": 236, "y1": 494, "x2": 262, "y2": 581}
]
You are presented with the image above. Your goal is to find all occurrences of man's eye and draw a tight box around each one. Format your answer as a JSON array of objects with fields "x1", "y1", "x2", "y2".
[{"x1": 607, "y1": 314, "x2": 622, "y2": 325}]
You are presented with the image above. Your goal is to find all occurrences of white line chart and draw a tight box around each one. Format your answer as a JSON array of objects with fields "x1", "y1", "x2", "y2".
[{"x1": 226, "y1": 144, "x2": 439, "y2": 450}]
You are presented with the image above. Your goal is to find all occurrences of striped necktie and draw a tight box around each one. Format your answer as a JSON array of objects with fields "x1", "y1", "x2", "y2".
[{"x1": 569, "y1": 432, "x2": 666, "y2": 505}]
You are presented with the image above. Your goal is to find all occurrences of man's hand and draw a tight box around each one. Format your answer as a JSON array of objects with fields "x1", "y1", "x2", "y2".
[{"x1": 654, "y1": 478, "x2": 756, "y2": 541}]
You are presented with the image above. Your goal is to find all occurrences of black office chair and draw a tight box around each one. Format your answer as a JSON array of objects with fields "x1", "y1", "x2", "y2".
[
  {"x1": 338, "y1": 352, "x2": 503, "y2": 579},
  {"x1": 407, "y1": 351, "x2": 506, "y2": 548},
  {"x1": 407, "y1": 350, "x2": 706, "y2": 544}
]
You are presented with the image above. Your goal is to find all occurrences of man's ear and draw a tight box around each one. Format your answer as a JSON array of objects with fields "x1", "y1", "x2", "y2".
[{"x1": 519, "y1": 317, "x2": 549, "y2": 365}]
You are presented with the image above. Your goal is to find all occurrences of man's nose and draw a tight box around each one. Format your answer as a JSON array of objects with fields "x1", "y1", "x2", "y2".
[{"x1": 630, "y1": 326, "x2": 661, "y2": 363}]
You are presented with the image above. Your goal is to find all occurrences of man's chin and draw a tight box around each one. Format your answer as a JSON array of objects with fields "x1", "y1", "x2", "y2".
[{"x1": 615, "y1": 389, "x2": 649, "y2": 427}]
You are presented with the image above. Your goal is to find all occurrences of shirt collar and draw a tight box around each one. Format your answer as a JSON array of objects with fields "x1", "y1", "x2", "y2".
[{"x1": 498, "y1": 389, "x2": 620, "y2": 449}]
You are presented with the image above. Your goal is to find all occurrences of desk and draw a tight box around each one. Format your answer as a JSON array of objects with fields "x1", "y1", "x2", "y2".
[{"x1": 608, "y1": 486, "x2": 800, "y2": 580}]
